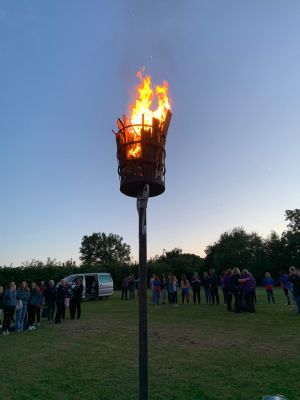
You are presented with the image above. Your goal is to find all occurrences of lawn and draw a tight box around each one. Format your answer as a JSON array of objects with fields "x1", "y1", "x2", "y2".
[{"x1": 0, "y1": 288, "x2": 299, "y2": 400}]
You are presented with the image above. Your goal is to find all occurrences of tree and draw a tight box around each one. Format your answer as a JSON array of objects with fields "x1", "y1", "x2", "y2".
[
  {"x1": 204, "y1": 227, "x2": 265, "y2": 277},
  {"x1": 147, "y1": 248, "x2": 204, "y2": 279},
  {"x1": 79, "y1": 233, "x2": 131, "y2": 266},
  {"x1": 282, "y1": 209, "x2": 300, "y2": 267},
  {"x1": 285, "y1": 209, "x2": 300, "y2": 234}
]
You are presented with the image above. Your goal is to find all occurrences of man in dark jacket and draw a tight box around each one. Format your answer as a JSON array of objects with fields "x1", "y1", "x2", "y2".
[
  {"x1": 44, "y1": 280, "x2": 57, "y2": 321},
  {"x1": 210, "y1": 269, "x2": 220, "y2": 305},
  {"x1": 289, "y1": 267, "x2": 300, "y2": 314},
  {"x1": 55, "y1": 279, "x2": 68, "y2": 324},
  {"x1": 70, "y1": 278, "x2": 84, "y2": 320}
]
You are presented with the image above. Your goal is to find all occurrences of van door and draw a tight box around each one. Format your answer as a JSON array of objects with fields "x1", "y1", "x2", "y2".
[
  {"x1": 85, "y1": 274, "x2": 99, "y2": 299},
  {"x1": 98, "y1": 274, "x2": 113, "y2": 297}
]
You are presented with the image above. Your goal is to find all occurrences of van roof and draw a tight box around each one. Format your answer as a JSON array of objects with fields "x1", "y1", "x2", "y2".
[{"x1": 66, "y1": 272, "x2": 111, "y2": 277}]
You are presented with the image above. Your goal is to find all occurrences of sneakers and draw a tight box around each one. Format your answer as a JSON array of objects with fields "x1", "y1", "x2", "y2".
[
  {"x1": 2, "y1": 330, "x2": 9, "y2": 336},
  {"x1": 28, "y1": 325, "x2": 36, "y2": 331}
]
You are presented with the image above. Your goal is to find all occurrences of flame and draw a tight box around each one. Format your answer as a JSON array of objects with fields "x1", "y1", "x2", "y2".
[{"x1": 124, "y1": 69, "x2": 171, "y2": 159}]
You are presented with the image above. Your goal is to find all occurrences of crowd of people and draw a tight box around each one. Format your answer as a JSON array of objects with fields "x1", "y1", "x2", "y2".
[
  {"x1": 0, "y1": 278, "x2": 84, "y2": 336},
  {"x1": 1, "y1": 267, "x2": 299, "y2": 336},
  {"x1": 146, "y1": 267, "x2": 300, "y2": 314}
]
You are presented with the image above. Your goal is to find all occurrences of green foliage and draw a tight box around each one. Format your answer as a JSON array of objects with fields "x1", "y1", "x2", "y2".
[
  {"x1": 147, "y1": 249, "x2": 205, "y2": 279},
  {"x1": 285, "y1": 208, "x2": 300, "y2": 234},
  {"x1": 80, "y1": 232, "x2": 131, "y2": 266},
  {"x1": 204, "y1": 227, "x2": 265, "y2": 277}
]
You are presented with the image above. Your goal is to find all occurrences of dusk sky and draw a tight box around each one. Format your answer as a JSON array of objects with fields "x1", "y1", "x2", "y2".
[{"x1": 1, "y1": 1, "x2": 299, "y2": 266}]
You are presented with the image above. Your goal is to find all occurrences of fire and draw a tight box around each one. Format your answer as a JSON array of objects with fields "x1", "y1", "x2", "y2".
[{"x1": 119, "y1": 69, "x2": 171, "y2": 159}]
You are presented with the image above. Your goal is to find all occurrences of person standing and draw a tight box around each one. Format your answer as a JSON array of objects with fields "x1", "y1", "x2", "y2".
[
  {"x1": 2, "y1": 282, "x2": 17, "y2": 335},
  {"x1": 150, "y1": 274, "x2": 155, "y2": 305},
  {"x1": 210, "y1": 269, "x2": 219, "y2": 305},
  {"x1": 231, "y1": 268, "x2": 242, "y2": 313},
  {"x1": 128, "y1": 276, "x2": 135, "y2": 300},
  {"x1": 222, "y1": 270, "x2": 232, "y2": 305},
  {"x1": 152, "y1": 275, "x2": 161, "y2": 305},
  {"x1": 0, "y1": 286, "x2": 4, "y2": 329},
  {"x1": 202, "y1": 272, "x2": 212, "y2": 305},
  {"x1": 70, "y1": 278, "x2": 84, "y2": 319},
  {"x1": 167, "y1": 275, "x2": 178, "y2": 306},
  {"x1": 262, "y1": 272, "x2": 275, "y2": 304},
  {"x1": 249, "y1": 273, "x2": 257, "y2": 305},
  {"x1": 55, "y1": 279, "x2": 68, "y2": 324},
  {"x1": 121, "y1": 277, "x2": 129, "y2": 301},
  {"x1": 166, "y1": 273, "x2": 173, "y2": 304},
  {"x1": 240, "y1": 270, "x2": 255, "y2": 313},
  {"x1": 27, "y1": 282, "x2": 41, "y2": 330},
  {"x1": 180, "y1": 275, "x2": 190, "y2": 304},
  {"x1": 280, "y1": 271, "x2": 291, "y2": 305},
  {"x1": 289, "y1": 267, "x2": 300, "y2": 314},
  {"x1": 161, "y1": 274, "x2": 167, "y2": 304},
  {"x1": 35, "y1": 284, "x2": 43, "y2": 326},
  {"x1": 16, "y1": 281, "x2": 30, "y2": 332},
  {"x1": 44, "y1": 280, "x2": 56, "y2": 320},
  {"x1": 191, "y1": 274, "x2": 201, "y2": 305}
]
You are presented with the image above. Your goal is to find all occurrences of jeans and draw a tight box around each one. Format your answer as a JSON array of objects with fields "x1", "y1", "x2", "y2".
[
  {"x1": 153, "y1": 290, "x2": 160, "y2": 305},
  {"x1": 233, "y1": 290, "x2": 242, "y2": 312},
  {"x1": 204, "y1": 288, "x2": 212, "y2": 304},
  {"x1": 16, "y1": 305, "x2": 28, "y2": 331},
  {"x1": 211, "y1": 286, "x2": 219, "y2": 305},
  {"x1": 47, "y1": 301, "x2": 55, "y2": 320},
  {"x1": 129, "y1": 288, "x2": 135, "y2": 300},
  {"x1": 121, "y1": 288, "x2": 128, "y2": 300},
  {"x1": 171, "y1": 291, "x2": 178, "y2": 304},
  {"x1": 294, "y1": 294, "x2": 300, "y2": 313},
  {"x1": 70, "y1": 299, "x2": 81, "y2": 319},
  {"x1": 266, "y1": 289, "x2": 275, "y2": 304},
  {"x1": 161, "y1": 289, "x2": 167, "y2": 303},
  {"x1": 244, "y1": 293, "x2": 255, "y2": 313},
  {"x1": 193, "y1": 290, "x2": 200, "y2": 304},
  {"x1": 55, "y1": 301, "x2": 64, "y2": 323},
  {"x1": 227, "y1": 292, "x2": 232, "y2": 311},
  {"x1": 27, "y1": 304, "x2": 37, "y2": 327},
  {"x1": 3, "y1": 306, "x2": 16, "y2": 331},
  {"x1": 223, "y1": 289, "x2": 229, "y2": 304}
]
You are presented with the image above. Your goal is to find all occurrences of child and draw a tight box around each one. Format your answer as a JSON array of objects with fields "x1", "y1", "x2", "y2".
[{"x1": 262, "y1": 272, "x2": 275, "y2": 304}]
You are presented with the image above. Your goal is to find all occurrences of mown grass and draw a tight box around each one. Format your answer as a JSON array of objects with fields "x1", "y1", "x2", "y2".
[{"x1": 0, "y1": 288, "x2": 299, "y2": 400}]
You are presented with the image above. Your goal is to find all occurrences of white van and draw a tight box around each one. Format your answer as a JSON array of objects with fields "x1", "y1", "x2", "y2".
[{"x1": 64, "y1": 272, "x2": 113, "y2": 300}]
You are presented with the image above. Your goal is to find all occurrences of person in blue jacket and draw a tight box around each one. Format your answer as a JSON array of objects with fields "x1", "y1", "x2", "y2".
[
  {"x1": 280, "y1": 271, "x2": 291, "y2": 305},
  {"x1": 2, "y1": 282, "x2": 17, "y2": 335},
  {"x1": 16, "y1": 281, "x2": 30, "y2": 332},
  {"x1": 262, "y1": 272, "x2": 275, "y2": 304},
  {"x1": 27, "y1": 282, "x2": 42, "y2": 331}
]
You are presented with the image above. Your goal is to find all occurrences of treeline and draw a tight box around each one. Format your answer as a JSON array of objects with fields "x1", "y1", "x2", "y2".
[
  {"x1": 204, "y1": 209, "x2": 300, "y2": 279},
  {"x1": 0, "y1": 209, "x2": 299, "y2": 289}
]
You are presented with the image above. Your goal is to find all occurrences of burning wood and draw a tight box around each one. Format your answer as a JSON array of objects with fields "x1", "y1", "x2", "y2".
[{"x1": 114, "y1": 69, "x2": 172, "y2": 197}]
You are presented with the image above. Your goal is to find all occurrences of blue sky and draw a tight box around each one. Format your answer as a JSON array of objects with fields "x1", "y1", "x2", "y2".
[{"x1": 0, "y1": 0, "x2": 299, "y2": 266}]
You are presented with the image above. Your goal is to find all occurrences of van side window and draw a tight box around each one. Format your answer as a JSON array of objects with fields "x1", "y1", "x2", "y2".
[{"x1": 99, "y1": 275, "x2": 112, "y2": 283}]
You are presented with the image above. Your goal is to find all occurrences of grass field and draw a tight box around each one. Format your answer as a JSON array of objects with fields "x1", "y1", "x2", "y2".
[{"x1": 0, "y1": 288, "x2": 299, "y2": 400}]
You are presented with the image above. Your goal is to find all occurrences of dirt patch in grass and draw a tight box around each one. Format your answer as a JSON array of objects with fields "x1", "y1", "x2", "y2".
[{"x1": 148, "y1": 325, "x2": 297, "y2": 357}]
